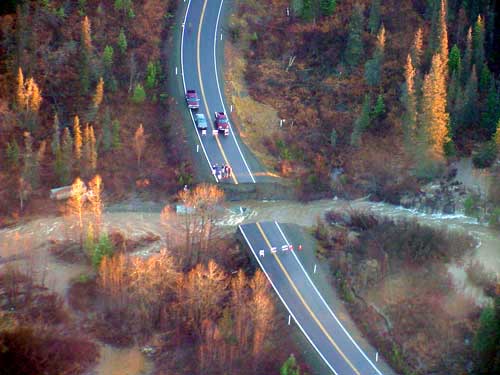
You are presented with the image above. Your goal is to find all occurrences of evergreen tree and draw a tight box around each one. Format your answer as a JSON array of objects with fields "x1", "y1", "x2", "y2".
[
  {"x1": 22, "y1": 132, "x2": 39, "y2": 189},
  {"x1": 462, "y1": 65, "x2": 479, "y2": 129},
  {"x1": 102, "y1": 107, "x2": 112, "y2": 151},
  {"x1": 463, "y1": 27, "x2": 473, "y2": 83},
  {"x1": 448, "y1": 44, "x2": 461, "y2": 75},
  {"x1": 73, "y1": 115, "x2": 82, "y2": 161},
  {"x1": 473, "y1": 298, "x2": 500, "y2": 375},
  {"x1": 320, "y1": 0, "x2": 336, "y2": 17},
  {"x1": 6, "y1": 139, "x2": 20, "y2": 170},
  {"x1": 131, "y1": 83, "x2": 146, "y2": 103},
  {"x1": 111, "y1": 119, "x2": 121, "y2": 149},
  {"x1": 372, "y1": 93, "x2": 385, "y2": 120},
  {"x1": 51, "y1": 113, "x2": 60, "y2": 156},
  {"x1": 364, "y1": 25, "x2": 385, "y2": 86},
  {"x1": 80, "y1": 16, "x2": 92, "y2": 94},
  {"x1": 145, "y1": 61, "x2": 159, "y2": 90},
  {"x1": 481, "y1": 81, "x2": 500, "y2": 136},
  {"x1": 344, "y1": 4, "x2": 364, "y2": 70},
  {"x1": 478, "y1": 64, "x2": 491, "y2": 93},
  {"x1": 472, "y1": 14, "x2": 485, "y2": 72},
  {"x1": 117, "y1": 28, "x2": 127, "y2": 54},
  {"x1": 351, "y1": 94, "x2": 371, "y2": 146},
  {"x1": 368, "y1": 0, "x2": 381, "y2": 34},
  {"x1": 280, "y1": 354, "x2": 301, "y2": 375},
  {"x1": 60, "y1": 127, "x2": 73, "y2": 184},
  {"x1": 291, "y1": 0, "x2": 303, "y2": 18},
  {"x1": 301, "y1": 0, "x2": 313, "y2": 21}
]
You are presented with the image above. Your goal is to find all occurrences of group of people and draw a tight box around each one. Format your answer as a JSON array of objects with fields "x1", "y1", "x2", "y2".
[{"x1": 212, "y1": 163, "x2": 232, "y2": 180}]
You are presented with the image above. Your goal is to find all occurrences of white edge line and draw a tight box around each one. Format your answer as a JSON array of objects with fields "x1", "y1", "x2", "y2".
[
  {"x1": 274, "y1": 221, "x2": 385, "y2": 375},
  {"x1": 181, "y1": 0, "x2": 218, "y2": 183},
  {"x1": 214, "y1": 0, "x2": 256, "y2": 184},
  {"x1": 238, "y1": 224, "x2": 339, "y2": 375}
]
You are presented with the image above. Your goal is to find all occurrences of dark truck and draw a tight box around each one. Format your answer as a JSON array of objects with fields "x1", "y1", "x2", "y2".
[
  {"x1": 214, "y1": 112, "x2": 229, "y2": 136},
  {"x1": 185, "y1": 89, "x2": 200, "y2": 109}
]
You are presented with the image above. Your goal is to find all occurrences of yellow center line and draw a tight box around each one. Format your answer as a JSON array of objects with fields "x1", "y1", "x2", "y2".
[
  {"x1": 197, "y1": 0, "x2": 238, "y2": 185},
  {"x1": 255, "y1": 222, "x2": 361, "y2": 375}
]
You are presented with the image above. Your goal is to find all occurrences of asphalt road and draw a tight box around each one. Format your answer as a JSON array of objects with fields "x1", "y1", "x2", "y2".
[
  {"x1": 239, "y1": 222, "x2": 385, "y2": 375},
  {"x1": 181, "y1": 0, "x2": 256, "y2": 184}
]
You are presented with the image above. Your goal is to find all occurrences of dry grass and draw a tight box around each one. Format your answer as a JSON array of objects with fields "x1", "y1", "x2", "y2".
[{"x1": 224, "y1": 43, "x2": 280, "y2": 171}]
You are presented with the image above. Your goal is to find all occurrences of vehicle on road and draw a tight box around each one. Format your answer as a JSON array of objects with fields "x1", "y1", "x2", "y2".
[
  {"x1": 185, "y1": 89, "x2": 200, "y2": 109},
  {"x1": 214, "y1": 112, "x2": 229, "y2": 136},
  {"x1": 195, "y1": 113, "x2": 207, "y2": 130}
]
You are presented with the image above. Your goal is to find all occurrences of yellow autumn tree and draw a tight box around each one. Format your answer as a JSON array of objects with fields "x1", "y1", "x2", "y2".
[
  {"x1": 81, "y1": 16, "x2": 92, "y2": 52},
  {"x1": 88, "y1": 174, "x2": 103, "y2": 236},
  {"x1": 250, "y1": 270, "x2": 274, "y2": 361},
  {"x1": 16, "y1": 67, "x2": 26, "y2": 109},
  {"x1": 403, "y1": 54, "x2": 417, "y2": 150},
  {"x1": 89, "y1": 125, "x2": 97, "y2": 172},
  {"x1": 438, "y1": 0, "x2": 448, "y2": 78},
  {"x1": 419, "y1": 53, "x2": 449, "y2": 173},
  {"x1": 73, "y1": 116, "x2": 82, "y2": 161},
  {"x1": 93, "y1": 77, "x2": 104, "y2": 108},
  {"x1": 411, "y1": 27, "x2": 423, "y2": 69},
  {"x1": 67, "y1": 177, "x2": 87, "y2": 245}
]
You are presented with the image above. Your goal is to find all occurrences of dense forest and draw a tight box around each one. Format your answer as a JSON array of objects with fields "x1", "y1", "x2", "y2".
[
  {"x1": 0, "y1": 0, "x2": 190, "y2": 226},
  {"x1": 228, "y1": 0, "x2": 500, "y2": 200}
]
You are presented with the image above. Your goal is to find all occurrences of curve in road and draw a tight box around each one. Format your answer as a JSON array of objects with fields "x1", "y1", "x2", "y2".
[
  {"x1": 181, "y1": 0, "x2": 256, "y2": 184},
  {"x1": 239, "y1": 222, "x2": 384, "y2": 375}
]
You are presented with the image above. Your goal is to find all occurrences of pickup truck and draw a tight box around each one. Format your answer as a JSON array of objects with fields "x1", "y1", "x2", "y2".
[
  {"x1": 185, "y1": 90, "x2": 200, "y2": 109},
  {"x1": 214, "y1": 112, "x2": 229, "y2": 135}
]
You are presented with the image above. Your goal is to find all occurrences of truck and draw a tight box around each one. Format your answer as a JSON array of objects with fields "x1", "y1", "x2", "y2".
[
  {"x1": 214, "y1": 112, "x2": 229, "y2": 136},
  {"x1": 185, "y1": 89, "x2": 200, "y2": 109}
]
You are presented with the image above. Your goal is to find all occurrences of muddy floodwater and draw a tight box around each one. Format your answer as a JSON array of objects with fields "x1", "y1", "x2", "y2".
[{"x1": 1, "y1": 198, "x2": 499, "y2": 374}]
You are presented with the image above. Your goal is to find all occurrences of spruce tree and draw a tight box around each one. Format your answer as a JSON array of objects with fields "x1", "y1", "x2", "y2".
[
  {"x1": 351, "y1": 94, "x2": 371, "y2": 146},
  {"x1": 280, "y1": 354, "x2": 300, "y2": 375},
  {"x1": 448, "y1": 44, "x2": 461, "y2": 75},
  {"x1": 145, "y1": 61, "x2": 158, "y2": 90},
  {"x1": 478, "y1": 64, "x2": 491, "y2": 93},
  {"x1": 462, "y1": 65, "x2": 479, "y2": 129},
  {"x1": 364, "y1": 25, "x2": 385, "y2": 86},
  {"x1": 6, "y1": 139, "x2": 20, "y2": 170},
  {"x1": 80, "y1": 16, "x2": 92, "y2": 94},
  {"x1": 368, "y1": 0, "x2": 381, "y2": 34},
  {"x1": 481, "y1": 81, "x2": 500, "y2": 136},
  {"x1": 102, "y1": 107, "x2": 112, "y2": 151},
  {"x1": 51, "y1": 113, "x2": 60, "y2": 156},
  {"x1": 320, "y1": 0, "x2": 336, "y2": 17},
  {"x1": 61, "y1": 127, "x2": 73, "y2": 184},
  {"x1": 344, "y1": 4, "x2": 364, "y2": 70},
  {"x1": 22, "y1": 132, "x2": 39, "y2": 189},
  {"x1": 472, "y1": 15, "x2": 485, "y2": 72},
  {"x1": 117, "y1": 28, "x2": 127, "y2": 54},
  {"x1": 462, "y1": 27, "x2": 473, "y2": 83},
  {"x1": 301, "y1": 0, "x2": 313, "y2": 21},
  {"x1": 111, "y1": 119, "x2": 121, "y2": 149}
]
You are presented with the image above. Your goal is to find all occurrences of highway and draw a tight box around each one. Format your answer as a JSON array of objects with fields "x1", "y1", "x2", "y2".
[
  {"x1": 180, "y1": 1, "x2": 388, "y2": 374},
  {"x1": 239, "y1": 222, "x2": 385, "y2": 375},
  {"x1": 181, "y1": 0, "x2": 256, "y2": 184}
]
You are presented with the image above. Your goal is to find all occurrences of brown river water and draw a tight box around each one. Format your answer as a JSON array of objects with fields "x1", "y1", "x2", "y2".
[{"x1": 1, "y1": 198, "x2": 499, "y2": 374}]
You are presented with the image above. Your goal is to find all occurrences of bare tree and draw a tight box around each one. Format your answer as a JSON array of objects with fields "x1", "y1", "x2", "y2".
[
  {"x1": 250, "y1": 270, "x2": 274, "y2": 363},
  {"x1": 133, "y1": 123, "x2": 146, "y2": 170},
  {"x1": 177, "y1": 260, "x2": 228, "y2": 338}
]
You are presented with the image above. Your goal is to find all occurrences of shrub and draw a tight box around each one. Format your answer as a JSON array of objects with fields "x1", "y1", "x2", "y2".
[
  {"x1": 464, "y1": 194, "x2": 480, "y2": 217},
  {"x1": 472, "y1": 141, "x2": 497, "y2": 168},
  {"x1": 488, "y1": 207, "x2": 500, "y2": 229}
]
